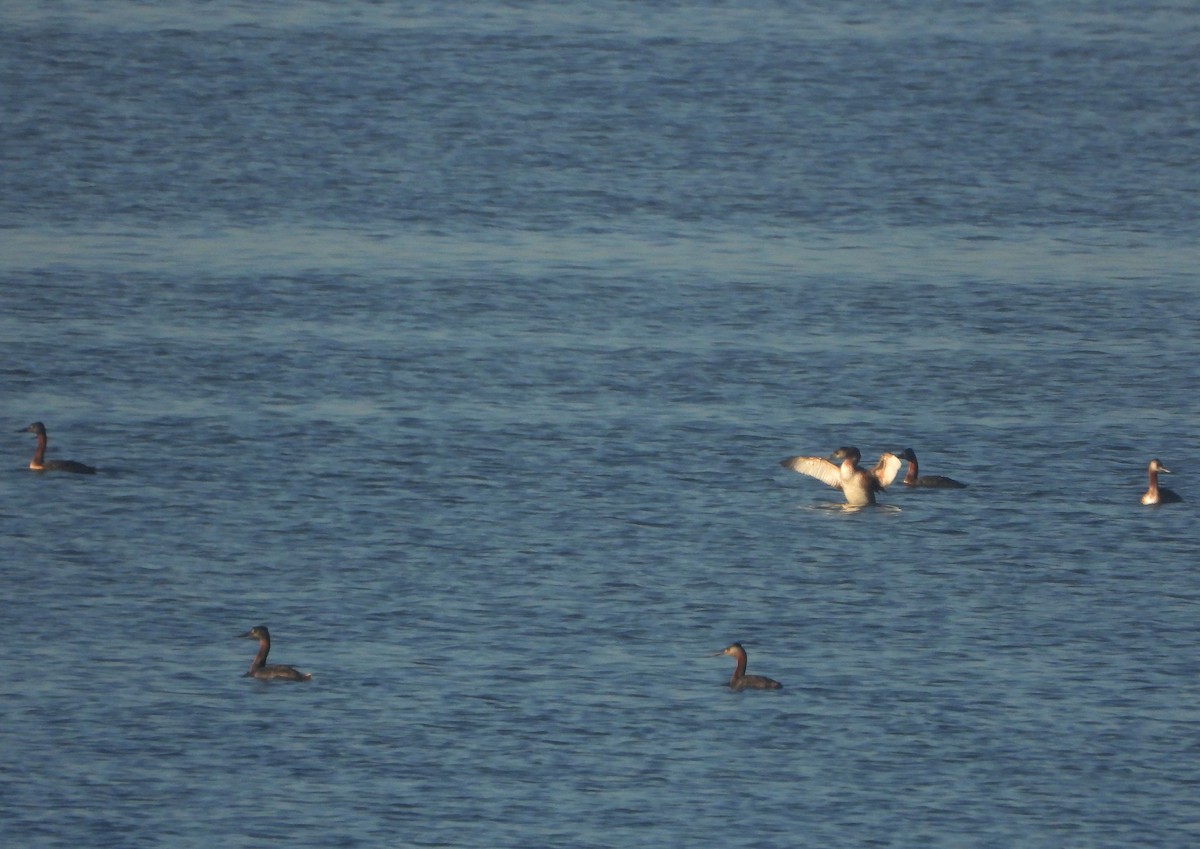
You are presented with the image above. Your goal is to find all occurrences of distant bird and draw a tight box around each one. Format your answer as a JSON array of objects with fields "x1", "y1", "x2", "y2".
[
  {"x1": 780, "y1": 446, "x2": 900, "y2": 506},
  {"x1": 711, "y1": 643, "x2": 782, "y2": 691},
  {"x1": 18, "y1": 422, "x2": 96, "y2": 474},
  {"x1": 238, "y1": 625, "x2": 312, "y2": 681},
  {"x1": 1140, "y1": 458, "x2": 1181, "y2": 505},
  {"x1": 896, "y1": 448, "x2": 966, "y2": 489}
]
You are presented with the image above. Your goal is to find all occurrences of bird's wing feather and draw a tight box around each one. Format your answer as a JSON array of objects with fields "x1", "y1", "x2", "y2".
[
  {"x1": 781, "y1": 456, "x2": 842, "y2": 489},
  {"x1": 872, "y1": 452, "x2": 902, "y2": 488}
]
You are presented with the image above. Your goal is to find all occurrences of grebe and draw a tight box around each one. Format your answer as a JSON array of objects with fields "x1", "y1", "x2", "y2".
[
  {"x1": 18, "y1": 422, "x2": 96, "y2": 474},
  {"x1": 896, "y1": 448, "x2": 966, "y2": 488},
  {"x1": 712, "y1": 643, "x2": 782, "y2": 690},
  {"x1": 1141, "y1": 459, "x2": 1181, "y2": 505},
  {"x1": 239, "y1": 625, "x2": 312, "y2": 681},
  {"x1": 780, "y1": 446, "x2": 900, "y2": 506}
]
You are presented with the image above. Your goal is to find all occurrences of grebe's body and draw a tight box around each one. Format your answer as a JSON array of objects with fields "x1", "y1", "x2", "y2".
[
  {"x1": 781, "y1": 446, "x2": 900, "y2": 506},
  {"x1": 239, "y1": 625, "x2": 312, "y2": 681},
  {"x1": 896, "y1": 448, "x2": 966, "y2": 489},
  {"x1": 1141, "y1": 459, "x2": 1181, "y2": 505},
  {"x1": 713, "y1": 642, "x2": 782, "y2": 691},
  {"x1": 19, "y1": 422, "x2": 95, "y2": 474}
]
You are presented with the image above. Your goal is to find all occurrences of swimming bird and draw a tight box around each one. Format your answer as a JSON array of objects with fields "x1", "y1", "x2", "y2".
[
  {"x1": 780, "y1": 446, "x2": 900, "y2": 505},
  {"x1": 896, "y1": 448, "x2": 966, "y2": 488},
  {"x1": 239, "y1": 625, "x2": 312, "y2": 681},
  {"x1": 712, "y1": 642, "x2": 782, "y2": 691},
  {"x1": 18, "y1": 422, "x2": 96, "y2": 474},
  {"x1": 1141, "y1": 458, "x2": 1181, "y2": 505}
]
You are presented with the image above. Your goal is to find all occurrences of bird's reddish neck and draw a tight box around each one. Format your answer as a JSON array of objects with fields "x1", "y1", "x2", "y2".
[
  {"x1": 730, "y1": 650, "x2": 747, "y2": 679},
  {"x1": 247, "y1": 638, "x2": 270, "y2": 674},
  {"x1": 30, "y1": 432, "x2": 48, "y2": 468}
]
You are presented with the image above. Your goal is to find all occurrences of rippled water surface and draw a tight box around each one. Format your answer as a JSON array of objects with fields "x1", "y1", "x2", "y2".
[{"x1": 2, "y1": 2, "x2": 1198, "y2": 847}]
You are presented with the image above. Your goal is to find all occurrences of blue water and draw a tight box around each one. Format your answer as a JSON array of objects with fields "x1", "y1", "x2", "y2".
[{"x1": 3, "y1": 2, "x2": 1199, "y2": 847}]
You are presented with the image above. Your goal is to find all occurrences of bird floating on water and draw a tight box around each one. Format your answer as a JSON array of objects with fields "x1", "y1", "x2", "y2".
[
  {"x1": 711, "y1": 642, "x2": 782, "y2": 691},
  {"x1": 895, "y1": 448, "x2": 966, "y2": 489},
  {"x1": 239, "y1": 625, "x2": 312, "y2": 681},
  {"x1": 18, "y1": 422, "x2": 96, "y2": 474},
  {"x1": 1140, "y1": 458, "x2": 1181, "y2": 505},
  {"x1": 780, "y1": 446, "x2": 900, "y2": 506}
]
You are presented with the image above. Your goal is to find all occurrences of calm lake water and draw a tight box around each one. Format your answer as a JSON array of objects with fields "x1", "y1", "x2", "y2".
[{"x1": 2, "y1": 2, "x2": 1198, "y2": 847}]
